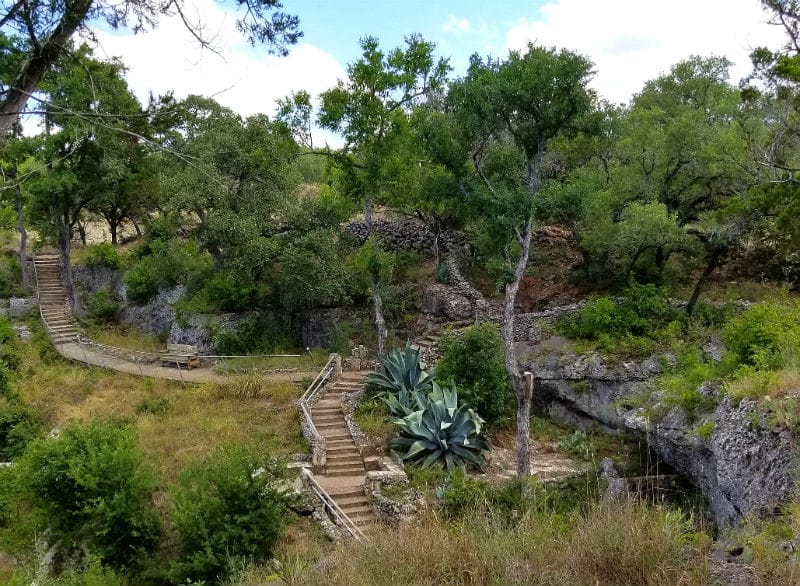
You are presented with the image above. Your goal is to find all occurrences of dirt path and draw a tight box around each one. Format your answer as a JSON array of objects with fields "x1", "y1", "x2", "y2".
[{"x1": 53, "y1": 341, "x2": 314, "y2": 384}]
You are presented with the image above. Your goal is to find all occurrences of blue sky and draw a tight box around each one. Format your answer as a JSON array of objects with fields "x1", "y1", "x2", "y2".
[
  {"x1": 288, "y1": 0, "x2": 542, "y2": 71},
  {"x1": 84, "y1": 0, "x2": 788, "y2": 142}
]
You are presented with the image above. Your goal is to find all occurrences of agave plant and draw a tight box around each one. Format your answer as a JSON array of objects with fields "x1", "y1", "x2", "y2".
[
  {"x1": 390, "y1": 383, "x2": 490, "y2": 472},
  {"x1": 366, "y1": 341, "x2": 435, "y2": 395},
  {"x1": 380, "y1": 388, "x2": 425, "y2": 417}
]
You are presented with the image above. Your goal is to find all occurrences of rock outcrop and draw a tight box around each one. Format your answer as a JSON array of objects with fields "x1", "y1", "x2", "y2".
[{"x1": 527, "y1": 352, "x2": 797, "y2": 526}]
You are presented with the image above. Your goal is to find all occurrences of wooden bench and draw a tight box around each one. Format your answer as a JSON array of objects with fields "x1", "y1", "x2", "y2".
[{"x1": 160, "y1": 343, "x2": 201, "y2": 369}]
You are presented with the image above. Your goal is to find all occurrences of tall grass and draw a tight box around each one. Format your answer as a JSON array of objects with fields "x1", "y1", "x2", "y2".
[{"x1": 299, "y1": 500, "x2": 708, "y2": 585}]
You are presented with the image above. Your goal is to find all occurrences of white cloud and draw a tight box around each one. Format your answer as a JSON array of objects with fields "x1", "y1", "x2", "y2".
[
  {"x1": 443, "y1": 14, "x2": 472, "y2": 33},
  {"x1": 87, "y1": 0, "x2": 345, "y2": 143},
  {"x1": 505, "y1": 0, "x2": 787, "y2": 105}
]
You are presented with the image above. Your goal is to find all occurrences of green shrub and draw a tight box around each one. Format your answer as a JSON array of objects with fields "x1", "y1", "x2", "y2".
[
  {"x1": 437, "y1": 323, "x2": 514, "y2": 426},
  {"x1": 136, "y1": 396, "x2": 170, "y2": 415},
  {"x1": 169, "y1": 445, "x2": 291, "y2": 584},
  {"x1": 327, "y1": 320, "x2": 355, "y2": 355},
  {"x1": 209, "y1": 314, "x2": 296, "y2": 355},
  {"x1": 562, "y1": 283, "x2": 681, "y2": 340},
  {"x1": 125, "y1": 240, "x2": 211, "y2": 304},
  {"x1": 434, "y1": 262, "x2": 450, "y2": 283},
  {"x1": 557, "y1": 430, "x2": 597, "y2": 461},
  {"x1": 15, "y1": 419, "x2": 160, "y2": 569},
  {"x1": 85, "y1": 289, "x2": 119, "y2": 323},
  {"x1": 83, "y1": 243, "x2": 122, "y2": 270},
  {"x1": 0, "y1": 317, "x2": 20, "y2": 371},
  {"x1": 723, "y1": 303, "x2": 800, "y2": 371},
  {"x1": 0, "y1": 401, "x2": 40, "y2": 460}
]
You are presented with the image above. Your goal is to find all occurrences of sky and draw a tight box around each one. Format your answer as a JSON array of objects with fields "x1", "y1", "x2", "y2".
[{"x1": 85, "y1": 0, "x2": 787, "y2": 143}]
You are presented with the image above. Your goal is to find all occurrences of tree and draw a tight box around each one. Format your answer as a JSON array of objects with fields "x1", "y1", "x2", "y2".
[
  {"x1": 27, "y1": 48, "x2": 142, "y2": 309},
  {"x1": 15, "y1": 418, "x2": 160, "y2": 570},
  {"x1": 0, "y1": 0, "x2": 301, "y2": 138},
  {"x1": 160, "y1": 95, "x2": 300, "y2": 274},
  {"x1": 315, "y1": 35, "x2": 449, "y2": 356},
  {"x1": 422, "y1": 45, "x2": 594, "y2": 478},
  {"x1": 0, "y1": 135, "x2": 39, "y2": 288}
]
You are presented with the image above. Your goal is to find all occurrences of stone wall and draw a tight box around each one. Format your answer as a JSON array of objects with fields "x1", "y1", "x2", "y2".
[
  {"x1": 526, "y1": 352, "x2": 797, "y2": 527},
  {"x1": 345, "y1": 219, "x2": 466, "y2": 256}
]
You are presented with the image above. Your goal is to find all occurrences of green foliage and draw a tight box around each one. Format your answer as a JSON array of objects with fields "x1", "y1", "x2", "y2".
[
  {"x1": 85, "y1": 288, "x2": 119, "y2": 323},
  {"x1": 566, "y1": 283, "x2": 681, "y2": 339},
  {"x1": 723, "y1": 303, "x2": 800, "y2": 371},
  {"x1": 366, "y1": 341, "x2": 435, "y2": 395},
  {"x1": 82, "y1": 243, "x2": 122, "y2": 270},
  {"x1": 277, "y1": 229, "x2": 353, "y2": 312},
  {"x1": 0, "y1": 400, "x2": 40, "y2": 461},
  {"x1": 326, "y1": 320, "x2": 355, "y2": 355},
  {"x1": 693, "y1": 421, "x2": 715, "y2": 440},
  {"x1": 439, "y1": 470, "x2": 601, "y2": 523},
  {"x1": 15, "y1": 418, "x2": 160, "y2": 569},
  {"x1": 136, "y1": 396, "x2": 171, "y2": 415},
  {"x1": 169, "y1": 445, "x2": 290, "y2": 584},
  {"x1": 557, "y1": 430, "x2": 597, "y2": 461},
  {"x1": 390, "y1": 383, "x2": 490, "y2": 472},
  {"x1": 209, "y1": 314, "x2": 295, "y2": 355},
  {"x1": 434, "y1": 262, "x2": 450, "y2": 283},
  {"x1": 125, "y1": 239, "x2": 211, "y2": 304},
  {"x1": 179, "y1": 268, "x2": 260, "y2": 313},
  {"x1": 436, "y1": 323, "x2": 514, "y2": 426}
]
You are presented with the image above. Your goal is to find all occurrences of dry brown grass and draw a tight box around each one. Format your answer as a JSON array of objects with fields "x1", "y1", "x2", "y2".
[
  {"x1": 84, "y1": 323, "x2": 165, "y2": 353},
  {"x1": 13, "y1": 341, "x2": 309, "y2": 483},
  {"x1": 137, "y1": 383, "x2": 307, "y2": 482},
  {"x1": 299, "y1": 501, "x2": 710, "y2": 586}
]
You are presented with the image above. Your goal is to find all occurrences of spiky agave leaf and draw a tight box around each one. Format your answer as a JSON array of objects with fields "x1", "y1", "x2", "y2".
[
  {"x1": 366, "y1": 341, "x2": 436, "y2": 395},
  {"x1": 390, "y1": 383, "x2": 490, "y2": 472}
]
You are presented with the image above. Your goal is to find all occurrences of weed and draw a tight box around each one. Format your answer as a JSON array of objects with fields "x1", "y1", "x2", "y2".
[{"x1": 693, "y1": 421, "x2": 715, "y2": 440}]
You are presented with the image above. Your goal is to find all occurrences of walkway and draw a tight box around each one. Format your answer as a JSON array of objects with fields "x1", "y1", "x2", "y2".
[
  {"x1": 32, "y1": 255, "x2": 313, "y2": 384},
  {"x1": 309, "y1": 371, "x2": 378, "y2": 532}
]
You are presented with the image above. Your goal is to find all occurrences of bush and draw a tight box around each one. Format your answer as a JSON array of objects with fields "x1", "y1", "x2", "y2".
[
  {"x1": 723, "y1": 303, "x2": 800, "y2": 371},
  {"x1": 125, "y1": 240, "x2": 210, "y2": 304},
  {"x1": 0, "y1": 401, "x2": 40, "y2": 460},
  {"x1": 15, "y1": 419, "x2": 160, "y2": 569},
  {"x1": 83, "y1": 243, "x2": 122, "y2": 270},
  {"x1": 0, "y1": 318, "x2": 20, "y2": 370},
  {"x1": 169, "y1": 445, "x2": 291, "y2": 584},
  {"x1": 557, "y1": 430, "x2": 597, "y2": 461},
  {"x1": 563, "y1": 283, "x2": 680, "y2": 340},
  {"x1": 436, "y1": 323, "x2": 514, "y2": 426},
  {"x1": 85, "y1": 289, "x2": 120, "y2": 323}
]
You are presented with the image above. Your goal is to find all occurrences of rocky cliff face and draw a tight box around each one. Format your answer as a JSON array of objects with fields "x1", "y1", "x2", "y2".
[{"x1": 527, "y1": 352, "x2": 797, "y2": 527}]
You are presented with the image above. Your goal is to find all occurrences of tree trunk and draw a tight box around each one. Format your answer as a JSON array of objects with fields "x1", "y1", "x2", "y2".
[
  {"x1": 76, "y1": 220, "x2": 87, "y2": 246},
  {"x1": 364, "y1": 195, "x2": 372, "y2": 230},
  {"x1": 372, "y1": 272, "x2": 387, "y2": 357},
  {"x1": 57, "y1": 214, "x2": 81, "y2": 314},
  {"x1": 502, "y1": 216, "x2": 534, "y2": 478},
  {"x1": 686, "y1": 252, "x2": 720, "y2": 318},
  {"x1": 210, "y1": 247, "x2": 223, "y2": 273},
  {"x1": 0, "y1": 0, "x2": 93, "y2": 138},
  {"x1": 132, "y1": 219, "x2": 142, "y2": 237},
  {"x1": 15, "y1": 183, "x2": 28, "y2": 289},
  {"x1": 109, "y1": 222, "x2": 118, "y2": 245},
  {"x1": 516, "y1": 372, "x2": 534, "y2": 477}
]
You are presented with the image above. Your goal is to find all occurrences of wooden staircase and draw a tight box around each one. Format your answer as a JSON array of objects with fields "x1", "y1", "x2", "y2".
[
  {"x1": 310, "y1": 371, "x2": 378, "y2": 531},
  {"x1": 33, "y1": 255, "x2": 80, "y2": 342}
]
